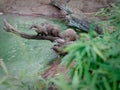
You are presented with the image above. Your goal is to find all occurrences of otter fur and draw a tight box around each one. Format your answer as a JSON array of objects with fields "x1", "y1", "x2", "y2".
[
  {"x1": 61, "y1": 28, "x2": 78, "y2": 41},
  {"x1": 30, "y1": 23, "x2": 60, "y2": 37},
  {"x1": 43, "y1": 23, "x2": 60, "y2": 37},
  {"x1": 30, "y1": 24, "x2": 48, "y2": 36}
]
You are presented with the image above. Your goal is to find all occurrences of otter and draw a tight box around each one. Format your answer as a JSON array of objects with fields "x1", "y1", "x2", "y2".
[
  {"x1": 61, "y1": 28, "x2": 78, "y2": 41},
  {"x1": 52, "y1": 38, "x2": 67, "y2": 55},
  {"x1": 43, "y1": 23, "x2": 60, "y2": 37},
  {"x1": 53, "y1": 38, "x2": 65, "y2": 46},
  {"x1": 30, "y1": 23, "x2": 60, "y2": 37},
  {"x1": 52, "y1": 37, "x2": 75, "y2": 55},
  {"x1": 30, "y1": 24, "x2": 48, "y2": 36}
]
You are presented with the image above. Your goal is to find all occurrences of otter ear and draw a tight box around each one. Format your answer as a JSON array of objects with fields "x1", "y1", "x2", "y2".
[
  {"x1": 29, "y1": 25, "x2": 34, "y2": 29},
  {"x1": 29, "y1": 25, "x2": 37, "y2": 30}
]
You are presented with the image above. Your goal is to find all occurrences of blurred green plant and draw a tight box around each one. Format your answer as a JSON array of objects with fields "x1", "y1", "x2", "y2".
[{"x1": 48, "y1": 3, "x2": 120, "y2": 90}]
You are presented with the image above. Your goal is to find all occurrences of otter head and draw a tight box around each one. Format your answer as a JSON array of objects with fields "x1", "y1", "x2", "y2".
[{"x1": 29, "y1": 25, "x2": 38, "y2": 30}]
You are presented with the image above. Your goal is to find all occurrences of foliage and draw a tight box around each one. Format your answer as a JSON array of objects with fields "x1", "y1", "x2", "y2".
[{"x1": 50, "y1": 4, "x2": 120, "y2": 90}]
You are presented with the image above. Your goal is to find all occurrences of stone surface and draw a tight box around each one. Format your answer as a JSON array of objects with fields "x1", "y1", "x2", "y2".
[{"x1": 0, "y1": 0, "x2": 114, "y2": 18}]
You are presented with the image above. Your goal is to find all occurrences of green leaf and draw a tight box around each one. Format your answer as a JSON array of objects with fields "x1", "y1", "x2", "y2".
[
  {"x1": 72, "y1": 69, "x2": 79, "y2": 89},
  {"x1": 102, "y1": 77, "x2": 111, "y2": 90},
  {"x1": 61, "y1": 51, "x2": 74, "y2": 67},
  {"x1": 64, "y1": 42, "x2": 85, "y2": 52},
  {"x1": 92, "y1": 44, "x2": 106, "y2": 61},
  {"x1": 50, "y1": 74, "x2": 73, "y2": 90}
]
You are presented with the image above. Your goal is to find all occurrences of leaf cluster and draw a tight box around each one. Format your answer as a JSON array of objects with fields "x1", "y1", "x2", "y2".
[{"x1": 51, "y1": 4, "x2": 120, "y2": 90}]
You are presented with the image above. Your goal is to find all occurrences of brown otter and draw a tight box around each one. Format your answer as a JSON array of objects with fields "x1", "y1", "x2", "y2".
[
  {"x1": 61, "y1": 28, "x2": 78, "y2": 41},
  {"x1": 52, "y1": 38, "x2": 67, "y2": 55},
  {"x1": 30, "y1": 23, "x2": 60, "y2": 37},
  {"x1": 43, "y1": 23, "x2": 60, "y2": 37},
  {"x1": 30, "y1": 24, "x2": 48, "y2": 36},
  {"x1": 53, "y1": 38, "x2": 66, "y2": 46},
  {"x1": 52, "y1": 35, "x2": 76, "y2": 55}
]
